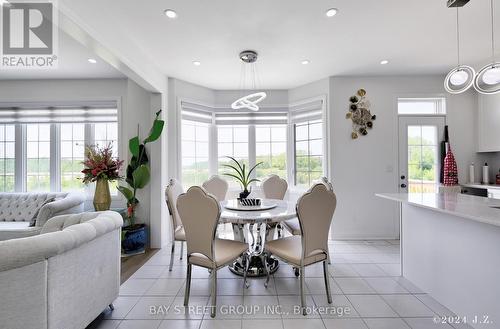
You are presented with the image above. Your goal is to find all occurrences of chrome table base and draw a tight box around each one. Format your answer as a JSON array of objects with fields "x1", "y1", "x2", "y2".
[{"x1": 228, "y1": 222, "x2": 279, "y2": 277}]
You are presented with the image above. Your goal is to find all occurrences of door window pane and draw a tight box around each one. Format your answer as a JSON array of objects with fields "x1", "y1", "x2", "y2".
[
  {"x1": 0, "y1": 125, "x2": 15, "y2": 192},
  {"x1": 27, "y1": 124, "x2": 51, "y2": 192},
  {"x1": 407, "y1": 125, "x2": 439, "y2": 193}
]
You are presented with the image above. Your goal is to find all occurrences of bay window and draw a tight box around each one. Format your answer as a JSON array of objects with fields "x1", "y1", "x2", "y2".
[
  {"x1": 180, "y1": 97, "x2": 326, "y2": 188},
  {"x1": 0, "y1": 102, "x2": 118, "y2": 194}
]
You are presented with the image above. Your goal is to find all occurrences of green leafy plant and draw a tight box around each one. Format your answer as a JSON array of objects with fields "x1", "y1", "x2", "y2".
[
  {"x1": 118, "y1": 110, "x2": 164, "y2": 226},
  {"x1": 222, "y1": 156, "x2": 262, "y2": 193}
]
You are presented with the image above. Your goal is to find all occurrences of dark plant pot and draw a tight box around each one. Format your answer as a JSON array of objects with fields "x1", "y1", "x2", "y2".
[
  {"x1": 122, "y1": 223, "x2": 147, "y2": 254},
  {"x1": 239, "y1": 189, "x2": 250, "y2": 199}
]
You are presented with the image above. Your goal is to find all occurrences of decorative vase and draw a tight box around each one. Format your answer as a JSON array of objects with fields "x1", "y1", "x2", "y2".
[
  {"x1": 94, "y1": 179, "x2": 111, "y2": 211},
  {"x1": 122, "y1": 223, "x2": 147, "y2": 255},
  {"x1": 239, "y1": 189, "x2": 250, "y2": 199}
]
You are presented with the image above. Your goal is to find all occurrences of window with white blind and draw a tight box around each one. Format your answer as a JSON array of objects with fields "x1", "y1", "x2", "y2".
[
  {"x1": 181, "y1": 120, "x2": 210, "y2": 187},
  {"x1": 0, "y1": 101, "x2": 119, "y2": 193},
  {"x1": 290, "y1": 99, "x2": 325, "y2": 187}
]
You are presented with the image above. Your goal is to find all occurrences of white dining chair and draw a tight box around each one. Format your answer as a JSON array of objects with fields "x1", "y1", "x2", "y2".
[
  {"x1": 282, "y1": 177, "x2": 333, "y2": 236},
  {"x1": 282, "y1": 177, "x2": 334, "y2": 269},
  {"x1": 264, "y1": 183, "x2": 337, "y2": 315},
  {"x1": 261, "y1": 175, "x2": 288, "y2": 238},
  {"x1": 165, "y1": 178, "x2": 186, "y2": 271},
  {"x1": 177, "y1": 186, "x2": 249, "y2": 318},
  {"x1": 202, "y1": 175, "x2": 229, "y2": 201}
]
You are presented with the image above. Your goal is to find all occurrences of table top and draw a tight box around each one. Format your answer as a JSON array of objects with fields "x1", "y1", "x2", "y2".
[{"x1": 220, "y1": 199, "x2": 296, "y2": 224}]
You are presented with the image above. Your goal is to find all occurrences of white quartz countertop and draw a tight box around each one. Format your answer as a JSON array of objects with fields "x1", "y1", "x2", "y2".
[
  {"x1": 461, "y1": 183, "x2": 500, "y2": 190},
  {"x1": 376, "y1": 192, "x2": 500, "y2": 227}
]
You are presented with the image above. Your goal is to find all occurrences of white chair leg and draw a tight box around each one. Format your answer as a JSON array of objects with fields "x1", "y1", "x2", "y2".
[
  {"x1": 184, "y1": 263, "x2": 192, "y2": 306},
  {"x1": 180, "y1": 241, "x2": 184, "y2": 260},
  {"x1": 169, "y1": 241, "x2": 175, "y2": 271},
  {"x1": 210, "y1": 269, "x2": 217, "y2": 318},
  {"x1": 300, "y1": 266, "x2": 306, "y2": 316},
  {"x1": 327, "y1": 246, "x2": 331, "y2": 265},
  {"x1": 323, "y1": 261, "x2": 332, "y2": 304}
]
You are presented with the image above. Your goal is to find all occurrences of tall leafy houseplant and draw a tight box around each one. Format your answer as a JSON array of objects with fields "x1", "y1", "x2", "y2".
[
  {"x1": 118, "y1": 110, "x2": 164, "y2": 227},
  {"x1": 222, "y1": 156, "x2": 262, "y2": 199}
]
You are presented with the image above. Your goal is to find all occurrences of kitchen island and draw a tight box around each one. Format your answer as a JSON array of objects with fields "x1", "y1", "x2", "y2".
[{"x1": 377, "y1": 193, "x2": 500, "y2": 329}]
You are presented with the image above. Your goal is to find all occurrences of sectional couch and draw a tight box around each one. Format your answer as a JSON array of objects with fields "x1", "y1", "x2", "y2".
[
  {"x1": 0, "y1": 211, "x2": 123, "y2": 329},
  {"x1": 0, "y1": 192, "x2": 85, "y2": 241}
]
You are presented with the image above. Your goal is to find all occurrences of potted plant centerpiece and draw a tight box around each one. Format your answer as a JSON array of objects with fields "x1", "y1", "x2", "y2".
[
  {"x1": 222, "y1": 156, "x2": 262, "y2": 199},
  {"x1": 118, "y1": 110, "x2": 165, "y2": 255},
  {"x1": 82, "y1": 144, "x2": 123, "y2": 211}
]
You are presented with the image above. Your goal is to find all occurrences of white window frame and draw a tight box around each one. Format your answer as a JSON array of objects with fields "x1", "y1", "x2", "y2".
[
  {"x1": 397, "y1": 96, "x2": 447, "y2": 116},
  {"x1": 180, "y1": 119, "x2": 211, "y2": 187},
  {"x1": 288, "y1": 95, "x2": 329, "y2": 187}
]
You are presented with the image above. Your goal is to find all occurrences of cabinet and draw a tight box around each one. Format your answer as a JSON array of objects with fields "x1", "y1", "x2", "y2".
[{"x1": 478, "y1": 93, "x2": 500, "y2": 152}]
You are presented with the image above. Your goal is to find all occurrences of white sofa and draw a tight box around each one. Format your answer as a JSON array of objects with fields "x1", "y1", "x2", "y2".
[
  {"x1": 0, "y1": 211, "x2": 123, "y2": 329},
  {"x1": 0, "y1": 192, "x2": 85, "y2": 241}
]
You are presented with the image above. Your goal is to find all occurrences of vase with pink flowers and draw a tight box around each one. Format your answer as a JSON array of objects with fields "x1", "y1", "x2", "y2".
[{"x1": 82, "y1": 143, "x2": 123, "y2": 211}]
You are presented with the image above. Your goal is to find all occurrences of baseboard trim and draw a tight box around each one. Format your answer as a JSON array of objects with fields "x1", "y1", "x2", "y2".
[{"x1": 331, "y1": 233, "x2": 400, "y2": 240}]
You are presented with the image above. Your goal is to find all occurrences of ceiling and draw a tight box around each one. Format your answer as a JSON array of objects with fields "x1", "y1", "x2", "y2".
[
  {"x1": 9, "y1": 0, "x2": 500, "y2": 89},
  {"x1": 0, "y1": 27, "x2": 125, "y2": 80}
]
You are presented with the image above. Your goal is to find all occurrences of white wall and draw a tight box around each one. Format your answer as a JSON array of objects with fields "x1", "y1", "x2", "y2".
[{"x1": 329, "y1": 75, "x2": 478, "y2": 239}]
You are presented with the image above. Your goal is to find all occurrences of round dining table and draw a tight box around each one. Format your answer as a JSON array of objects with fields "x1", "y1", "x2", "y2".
[{"x1": 219, "y1": 199, "x2": 297, "y2": 277}]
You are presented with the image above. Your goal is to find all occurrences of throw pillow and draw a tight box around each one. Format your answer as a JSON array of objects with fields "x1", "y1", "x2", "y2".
[{"x1": 29, "y1": 197, "x2": 56, "y2": 227}]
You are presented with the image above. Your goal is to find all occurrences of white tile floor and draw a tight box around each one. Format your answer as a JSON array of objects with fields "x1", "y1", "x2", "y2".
[{"x1": 88, "y1": 239, "x2": 473, "y2": 329}]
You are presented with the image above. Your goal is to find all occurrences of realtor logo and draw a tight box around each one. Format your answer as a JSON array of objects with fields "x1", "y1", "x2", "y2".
[{"x1": 1, "y1": 0, "x2": 58, "y2": 69}]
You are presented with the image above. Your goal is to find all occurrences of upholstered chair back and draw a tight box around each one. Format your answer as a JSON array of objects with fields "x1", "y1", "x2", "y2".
[
  {"x1": 296, "y1": 184, "x2": 337, "y2": 260},
  {"x1": 165, "y1": 179, "x2": 184, "y2": 229},
  {"x1": 312, "y1": 176, "x2": 334, "y2": 192},
  {"x1": 177, "y1": 186, "x2": 220, "y2": 262},
  {"x1": 261, "y1": 175, "x2": 288, "y2": 200},
  {"x1": 202, "y1": 175, "x2": 229, "y2": 201}
]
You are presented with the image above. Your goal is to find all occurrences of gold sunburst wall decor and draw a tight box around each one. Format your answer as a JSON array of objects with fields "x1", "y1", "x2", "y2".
[{"x1": 345, "y1": 89, "x2": 376, "y2": 139}]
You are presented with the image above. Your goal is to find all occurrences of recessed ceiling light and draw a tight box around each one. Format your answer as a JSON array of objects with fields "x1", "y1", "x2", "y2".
[
  {"x1": 380, "y1": 60, "x2": 389, "y2": 65},
  {"x1": 88, "y1": 58, "x2": 97, "y2": 64},
  {"x1": 301, "y1": 60, "x2": 310, "y2": 65},
  {"x1": 164, "y1": 9, "x2": 177, "y2": 19},
  {"x1": 0, "y1": 0, "x2": 11, "y2": 6},
  {"x1": 325, "y1": 8, "x2": 338, "y2": 17},
  {"x1": 193, "y1": 61, "x2": 201, "y2": 66}
]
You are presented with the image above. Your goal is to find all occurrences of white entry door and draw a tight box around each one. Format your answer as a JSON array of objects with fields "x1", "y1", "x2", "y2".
[{"x1": 398, "y1": 116, "x2": 445, "y2": 193}]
